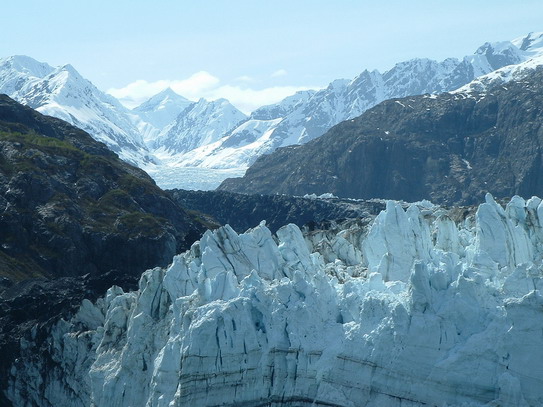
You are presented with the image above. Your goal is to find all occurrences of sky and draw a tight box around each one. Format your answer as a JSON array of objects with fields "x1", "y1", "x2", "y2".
[{"x1": 2, "y1": 1, "x2": 543, "y2": 113}]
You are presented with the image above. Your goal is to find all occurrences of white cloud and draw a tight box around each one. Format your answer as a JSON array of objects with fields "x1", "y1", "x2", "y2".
[
  {"x1": 234, "y1": 75, "x2": 256, "y2": 83},
  {"x1": 169, "y1": 71, "x2": 220, "y2": 99},
  {"x1": 107, "y1": 71, "x2": 219, "y2": 108},
  {"x1": 108, "y1": 79, "x2": 170, "y2": 108},
  {"x1": 271, "y1": 69, "x2": 288, "y2": 78},
  {"x1": 108, "y1": 71, "x2": 318, "y2": 113},
  {"x1": 206, "y1": 85, "x2": 314, "y2": 114}
]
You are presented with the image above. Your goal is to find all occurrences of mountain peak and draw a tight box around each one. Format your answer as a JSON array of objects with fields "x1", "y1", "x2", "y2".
[
  {"x1": 60, "y1": 63, "x2": 77, "y2": 72},
  {"x1": 152, "y1": 86, "x2": 187, "y2": 102},
  {"x1": 134, "y1": 88, "x2": 190, "y2": 112},
  {"x1": 132, "y1": 88, "x2": 194, "y2": 131},
  {"x1": 0, "y1": 55, "x2": 54, "y2": 79},
  {"x1": 55, "y1": 63, "x2": 84, "y2": 81},
  {"x1": 327, "y1": 78, "x2": 349, "y2": 91},
  {"x1": 211, "y1": 97, "x2": 231, "y2": 106},
  {"x1": 474, "y1": 41, "x2": 519, "y2": 56},
  {"x1": 472, "y1": 40, "x2": 524, "y2": 72},
  {"x1": 161, "y1": 86, "x2": 181, "y2": 97}
]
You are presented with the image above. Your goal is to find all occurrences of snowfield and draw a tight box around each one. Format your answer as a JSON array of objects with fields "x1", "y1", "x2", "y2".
[
  {"x1": 144, "y1": 165, "x2": 247, "y2": 191},
  {"x1": 8, "y1": 194, "x2": 543, "y2": 406}
]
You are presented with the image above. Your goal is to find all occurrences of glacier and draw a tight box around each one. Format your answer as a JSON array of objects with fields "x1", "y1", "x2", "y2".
[{"x1": 6, "y1": 194, "x2": 543, "y2": 406}]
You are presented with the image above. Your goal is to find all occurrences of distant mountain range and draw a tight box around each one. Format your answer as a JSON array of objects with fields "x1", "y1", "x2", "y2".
[
  {"x1": 186, "y1": 32, "x2": 543, "y2": 169},
  {"x1": 220, "y1": 66, "x2": 543, "y2": 205},
  {"x1": 0, "y1": 32, "x2": 542, "y2": 187}
]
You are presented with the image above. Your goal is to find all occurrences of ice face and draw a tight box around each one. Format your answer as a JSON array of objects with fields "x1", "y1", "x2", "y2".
[{"x1": 7, "y1": 195, "x2": 543, "y2": 407}]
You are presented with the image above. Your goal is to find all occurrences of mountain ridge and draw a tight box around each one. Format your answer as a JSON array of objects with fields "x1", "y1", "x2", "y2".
[
  {"x1": 164, "y1": 31, "x2": 543, "y2": 171},
  {"x1": 219, "y1": 67, "x2": 543, "y2": 205},
  {"x1": 2, "y1": 32, "x2": 543, "y2": 188},
  {"x1": 0, "y1": 56, "x2": 155, "y2": 166}
]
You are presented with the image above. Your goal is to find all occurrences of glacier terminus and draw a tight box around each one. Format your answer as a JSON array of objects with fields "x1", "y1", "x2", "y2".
[{"x1": 7, "y1": 194, "x2": 543, "y2": 407}]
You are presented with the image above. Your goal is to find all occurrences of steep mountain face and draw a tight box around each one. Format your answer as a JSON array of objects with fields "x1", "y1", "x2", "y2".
[
  {"x1": 0, "y1": 56, "x2": 154, "y2": 166},
  {"x1": 220, "y1": 67, "x2": 543, "y2": 205},
  {"x1": 251, "y1": 90, "x2": 316, "y2": 120},
  {"x1": 0, "y1": 55, "x2": 53, "y2": 95},
  {"x1": 169, "y1": 189, "x2": 385, "y2": 233},
  {"x1": 151, "y1": 98, "x2": 247, "y2": 155},
  {"x1": 131, "y1": 88, "x2": 193, "y2": 143},
  {"x1": 6, "y1": 194, "x2": 543, "y2": 406},
  {"x1": 176, "y1": 32, "x2": 543, "y2": 169},
  {"x1": 0, "y1": 94, "x2": 204, "y2": 282}
]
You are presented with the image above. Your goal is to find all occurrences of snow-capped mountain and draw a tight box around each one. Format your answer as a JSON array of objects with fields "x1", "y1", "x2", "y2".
[
  {"x1": 132, "y1": 87, "x2": 192, "y2": 130},
  {"x1": 131, "y1": 87, "x2": 193, "y2": 143},
  {"x1": 0, "y1": 55, "x2": 53, "y2": 95},
  {"x1": 154, "y1": 88, "x2": 335, "y2": 169},
  {"x1": 219, "y1": 65, "x2": 543, "y2": 205},
  {"x1": 175, "y1": 32, "x2": 543, "y2": 170},
  {"x1": 2, "y1": 31, "x2": 543, "y2": 189},
  {"x1": 0, "y1": 56, "x2": 155, "y2": 166},
  {"x1": 152, "y1": 98, "x2": 247, "y2": 154},
  {"x1": 456, "y1": 32, "x2": 543, "y2": 93},
  {"x1": 166, "y1": 91, "x2": 315, "y2": 168},
  {"x1": 250, "y1": 89, "x2": 316, "y2": 120},
  {"x1": 7, "y1": 195, "x2": 543, "y2": 406}
]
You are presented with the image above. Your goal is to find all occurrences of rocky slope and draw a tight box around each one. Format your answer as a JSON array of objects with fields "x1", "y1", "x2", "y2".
[
  {"x1": 170, "y1": 189, "x2": 385, "y2": 233},
  {"x1": 220, "y1": 67, "x2": 543, "y2": 205},
  {"x1": 6, "y1": 194, "x2": 543, "y2": 406},
  {"x1": 0, "y1": 94, "x2": 203, "y2": 283}
]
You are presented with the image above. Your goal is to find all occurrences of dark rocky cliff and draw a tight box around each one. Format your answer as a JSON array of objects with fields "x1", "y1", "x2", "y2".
[
  {"x1": 0, "y1": 95, "x2": 205, "y2": 405},
  {"x1": 0, "y1": 95, "x2": 204, "y2": 282},
  {"x1": 169, "y1": 189, "x2": 385, "y2": 233},
  {"x1": 219, "y1": 67, "x2": 543, "y2": 206}
]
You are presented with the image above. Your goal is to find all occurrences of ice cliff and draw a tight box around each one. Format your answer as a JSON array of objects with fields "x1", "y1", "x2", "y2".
[{"x1": 7, "y1": 194, "x2": 543, "y2": 406}]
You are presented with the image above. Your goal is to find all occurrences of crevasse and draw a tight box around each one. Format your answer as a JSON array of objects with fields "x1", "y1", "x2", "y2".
[{"x1": 8, "y1": 194, "x2": 543, "y2": 407}]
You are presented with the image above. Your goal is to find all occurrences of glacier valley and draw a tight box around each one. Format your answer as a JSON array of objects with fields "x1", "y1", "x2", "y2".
[
  {"x1": 7, "y1": 194, "x2": 543, "y2": 406},
  {"x1": 145, "y1": 166, "x2": 247, "y2": 191},
  {"x1": 2, "y1": 32, "x2": 543, "y2": 190}
]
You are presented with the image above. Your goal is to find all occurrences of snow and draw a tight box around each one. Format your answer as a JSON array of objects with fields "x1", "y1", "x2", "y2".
[
  {"x1": 7, "y1": 194, "x2": 543, "y2": 406},
  {"x1": 303, "y1": 192, "x2": 338, "y2": 199},
  {"x1": 455, "y1": 32, "x2": 543, "y2": 95},
  {"x1": 0, "y1": 56, "x2": 154, "y2": 166},
  {"x1": 132, "y1": 87, "x2": 192, "y2": 132},
  {"x1": 150, "y1": 98, "x2": 247, "y2": 154},
  {"x1": 156, "y1": 118, "x2": 282, "y2": 169},
  {"x1": 143, "y1": 165, "x2": 246, "y2": 190},
  {"x1": 2, "y1": 30, "x2": 543, "y2": 187},
  {"x1": 170, "y1": 33, "x2": 539, "y2": 171},
  {"x1": 455, "y1": 53, "x2": 543, "y2": 94}
]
